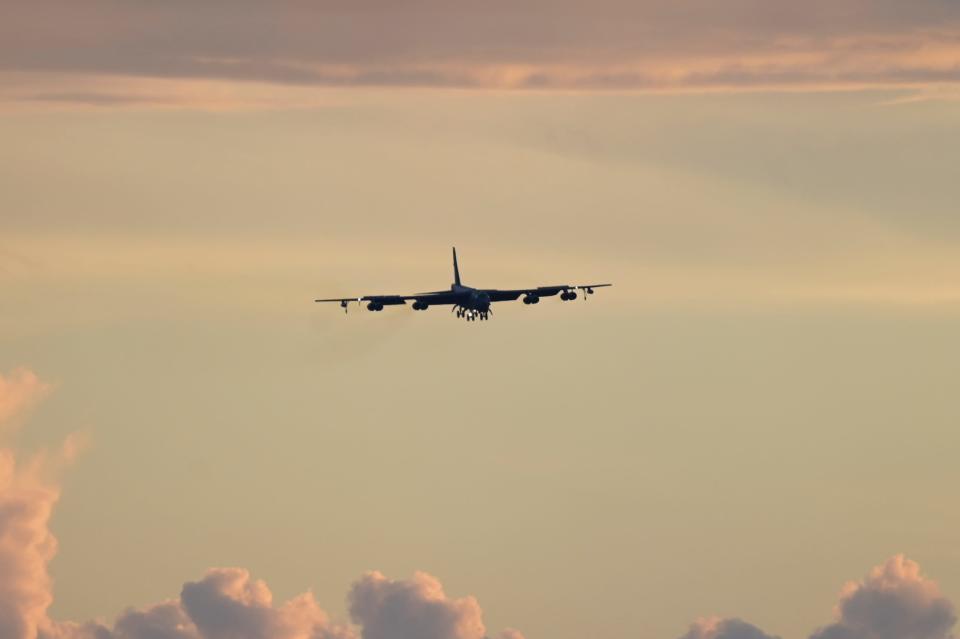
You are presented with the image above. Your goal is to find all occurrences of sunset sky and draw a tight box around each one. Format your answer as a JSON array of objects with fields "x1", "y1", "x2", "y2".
[{"x1": 2, "y1": 3, "x2": 960, "y2": 639}]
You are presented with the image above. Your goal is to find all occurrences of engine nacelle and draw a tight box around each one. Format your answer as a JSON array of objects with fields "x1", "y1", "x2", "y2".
[
  {"x1": 367, "y1": 301, "x2": 384, "y2": 311},
  {"x1": 561, "y1": 290, "x2": 577, "y2": 301},
  {"x1": 412, "y1": 300, "x2": 428, "y2": 310},
  {"x1": 522, "y1": 295, "x2": 540, "y2": 305}
]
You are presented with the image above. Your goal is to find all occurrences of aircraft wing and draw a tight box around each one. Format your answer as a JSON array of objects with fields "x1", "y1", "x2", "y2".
[
  {"x1": 314, "y1": 290, "x2": 462, "y2": 309},
  {"x1": 484, "y1": 283, "x2": 612, "y2": 302},
  {"x1": 405, "y1": 291, "x2": 461, "y2": 305}
]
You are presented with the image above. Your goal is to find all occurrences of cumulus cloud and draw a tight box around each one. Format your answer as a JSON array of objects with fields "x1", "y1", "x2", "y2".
[
  {"x1": 39, "y1": 567, "x2": 524, "y2": 639},
  {"x1": 180, "y1": 568, "x2": 355, "y2": 639},
  {"x1": 349, "y1": 571, "x2": 487, "y2": 639},
  {"x1": 41, "y1": 568, "x2": 358, "y2": 639},
  {"x1": 680, "y1": 617, "x2": 781, "y2": 639},
  {"x1": 6, "y1": 368, "x2": 959, "y2": 639},
  {"x1": 0, "y1": 448, "x2": 60, "y2": 639},
  {"x1": 43, "y1": 567, "x2": 363, "y2": 639},
  {"x1": 810, "y1": 555, "x2": 956, "y2": 639},
  {"x1": 0, "y1": 368, "x2": 521, "y2": 639},
  {"x1": 683, "y1": 555, "x2": 957, "y2": 639},
  {"x1": 0, "y1": 368, "x2": 61, "y2": 639}
]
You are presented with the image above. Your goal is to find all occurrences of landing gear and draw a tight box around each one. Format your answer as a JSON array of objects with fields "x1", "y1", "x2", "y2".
[{"x1": 453, "y1": 305, "x2": 491, "y2": 322}]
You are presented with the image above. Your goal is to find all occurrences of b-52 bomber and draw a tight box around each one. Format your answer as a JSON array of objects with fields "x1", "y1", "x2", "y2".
[{"x1": 315, "y1": 248, "x2": 611, "y2": 322}]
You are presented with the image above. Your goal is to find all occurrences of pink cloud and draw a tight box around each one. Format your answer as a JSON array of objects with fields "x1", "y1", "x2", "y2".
[
  {"x1": 3, "y1": 368, "x2": 956, "y2": 639},
  {"x1": 2, "y1": 1, "x2": 960, "y2": 96},
  {"x1": 0, "y1": 368, "x2": 523, "y2": 639},
  {"x1": 0, "y1": 369, "x2": 60, "y2": 639},
  {"x1": 682, "y1": 555, "x2": 957, "y2": 639},
  {"x1": 179, "y1": 568, "x2": 354, "y2": 639},
  {"x1": 349, "y1": 571, "x2": 489, "y2": 639},
  {"x1": 0, "y1": 367, "x2": 50, "y2": 430},
  {"x1": 40, "y1": 567, "x2": 525, "y2": 639},
  {"x1": 810, "y1": 555, "x2": 956, "y2": 639},
  {"x1": 680, "y1": 617, "x2": 780, "y2": 639},
  {"x1": 0, "y1": 448, "x2": 60, "y2": 639}
]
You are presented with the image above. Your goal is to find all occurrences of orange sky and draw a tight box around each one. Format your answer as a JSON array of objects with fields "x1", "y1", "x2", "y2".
[{"x1": 2, "y1": 4, "x2": 960, "y2": 639}]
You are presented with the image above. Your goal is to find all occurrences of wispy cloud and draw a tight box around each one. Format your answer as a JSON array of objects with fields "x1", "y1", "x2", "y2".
[
  {"x1": 2, "y1": 1, "x2": 959, "y2": 104},
  {"x1": 0, "y1": 367, "x2": 50, "y2": 431}
]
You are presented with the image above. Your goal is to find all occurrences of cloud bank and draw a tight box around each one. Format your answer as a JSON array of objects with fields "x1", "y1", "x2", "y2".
[
  {"x1": 36, "y1": 568, "x2": 524, "y2": 639},
  {"x1": 2, "y1": 1, "x2": 960, "y2": 99},
  {"x1": 0, "y1": 369, "x2": 523, "y2": 639},
  {"x1": 3, "y1": 368, "x2": 958, "y2": 639}
]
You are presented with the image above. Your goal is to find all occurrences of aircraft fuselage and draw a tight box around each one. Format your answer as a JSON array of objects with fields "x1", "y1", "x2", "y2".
[{"x1": 451, "y1": 284, "x2": 491, "y2": 312}]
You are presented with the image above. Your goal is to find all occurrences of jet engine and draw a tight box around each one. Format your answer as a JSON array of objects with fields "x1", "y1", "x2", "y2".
[
  {"x1": 522, "y1": 295, "x2": 540, "y2": 305},
  {"x1": 367, "y1": 301, "x2": 384, "y2": 311}
]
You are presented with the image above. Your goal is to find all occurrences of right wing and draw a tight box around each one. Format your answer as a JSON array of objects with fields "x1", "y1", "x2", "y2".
[{"x1": 485, "y1": 283, "x2": 612, "y2": 302}]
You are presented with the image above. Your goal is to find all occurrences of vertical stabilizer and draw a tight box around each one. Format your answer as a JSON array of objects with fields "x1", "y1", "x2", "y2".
[{"x1": 452, "y1": 247, "x2": 462, "y2": 286}]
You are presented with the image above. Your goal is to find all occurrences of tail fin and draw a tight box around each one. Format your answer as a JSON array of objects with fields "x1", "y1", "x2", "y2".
[{"x1": 452, "y1": 247, "x2": 462, "y2": 286}]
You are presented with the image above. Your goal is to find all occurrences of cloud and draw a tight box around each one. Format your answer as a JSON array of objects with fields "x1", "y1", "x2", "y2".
[
  {"x1": 4, "y1": 369, "x2": 957, "y2": 639},
  {"x1": 0, "y1": 448, "x2": 60, "y2": 639},
  {"x1": 349, "y1": 571, "x2": 487, "y2": 639},
  {"x1": 2, "y1": 1, "x2": 960, "y2": 97},
  {"x1": 680, "y1": 617, "x2": 781, "y2": 639},
  {"x1": 44, "y1": 567, "x2": 359, "y2": 639},
  {"x1": 0, "y1": 367, "x2": 50, "y2": 429},
  {"x1": 0, "y1": 367, "x2": 520, "y2": 639},
  {"x1": 39, "y1": 568, "x2": 525, "y2": 639},
  {"x1": 180, "y1": 568, "x2": 355, "y2": 639},
  {"x1": 109, "y1": 601, "x2": 197, "y2": 639},
  {"x1": 683, "y1": 555, "x2": 957, "y2": 639},
  {"x1": 810, "y1": 555, "x2": 956, "y2": 639},
  {"x1": 0, "y1": 369, "x2": 61, "y2": 639}
]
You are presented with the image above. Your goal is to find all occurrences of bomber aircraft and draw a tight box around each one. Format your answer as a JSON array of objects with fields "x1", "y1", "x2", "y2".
[{"x1": 315, "y1": 248, "x2": 611, "y2": 322}]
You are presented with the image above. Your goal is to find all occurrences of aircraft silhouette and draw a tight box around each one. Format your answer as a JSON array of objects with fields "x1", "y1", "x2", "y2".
[{"x1": 315, "y1": 248, "x2": 611, "y2": 322}]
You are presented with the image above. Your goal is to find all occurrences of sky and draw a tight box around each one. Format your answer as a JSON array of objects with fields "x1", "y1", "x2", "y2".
[{"x1": 2, "y1": 2, "x2": 960, "y2": 639}]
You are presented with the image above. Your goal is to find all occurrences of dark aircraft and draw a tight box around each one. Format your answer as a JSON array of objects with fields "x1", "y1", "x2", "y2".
[{"x1": 315, "y1": 248, "x2": 611, "y2": 321}]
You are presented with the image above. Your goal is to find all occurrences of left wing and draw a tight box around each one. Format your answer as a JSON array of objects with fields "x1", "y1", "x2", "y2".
[{"x1": 315, "y1": 290, "x2": 461, "y2": 312}]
